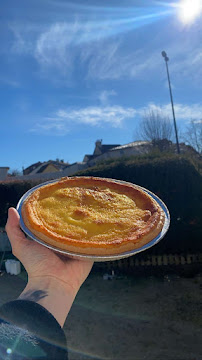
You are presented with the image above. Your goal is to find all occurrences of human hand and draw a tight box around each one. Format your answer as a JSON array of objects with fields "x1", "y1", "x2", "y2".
[
  {"x1": 6, "y1": 207, "x2": 94, "y2": 326},
  {"x1": 6, "y1": 207, "x2": 93, "y2": 291}
]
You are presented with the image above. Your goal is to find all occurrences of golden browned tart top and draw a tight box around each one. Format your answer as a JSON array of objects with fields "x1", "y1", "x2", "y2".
[{"x1": 21, "y1": 176, "x2": 165, "y2": 256}]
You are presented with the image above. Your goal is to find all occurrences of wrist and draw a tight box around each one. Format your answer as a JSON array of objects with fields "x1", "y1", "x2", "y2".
[
  {"x1": 29, "y1": 274, "x2": 79, "y2": 296},
  {"x1": 19, "y1": 275, "x2": 77, "y2": 327}
]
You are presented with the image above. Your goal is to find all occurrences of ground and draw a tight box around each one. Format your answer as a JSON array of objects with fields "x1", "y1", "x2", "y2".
[{"x1": 0, "y1": 270, "x2": 201, "y2": 360}]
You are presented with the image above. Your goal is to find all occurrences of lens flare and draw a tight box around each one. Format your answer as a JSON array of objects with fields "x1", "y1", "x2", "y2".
[{"x1": 179, "y1": 0, "x2": 202, "y2": 24}]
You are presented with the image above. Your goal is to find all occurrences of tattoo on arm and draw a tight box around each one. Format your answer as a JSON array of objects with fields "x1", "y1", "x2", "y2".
[{"x1": 19, "y1": 290, "x2": 48, "y2": 302}]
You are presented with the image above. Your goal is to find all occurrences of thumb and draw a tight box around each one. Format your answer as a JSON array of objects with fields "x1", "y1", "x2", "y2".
[
  {"x1": 5, "y1": 207, "x2": 28, "y2": 254},
  {"x1": 6, "y1": 207, "x2": 20, "y2": 227}
]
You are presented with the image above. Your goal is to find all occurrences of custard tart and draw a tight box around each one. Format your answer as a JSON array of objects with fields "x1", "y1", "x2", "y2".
[{"x1": 21, "y1": 177, "x2": 165, "y2": 256}]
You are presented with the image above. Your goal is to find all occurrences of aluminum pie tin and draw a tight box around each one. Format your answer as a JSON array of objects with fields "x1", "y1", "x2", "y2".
[{"x1": 17, "y1": 178, "x2": 170, "y2": 262}]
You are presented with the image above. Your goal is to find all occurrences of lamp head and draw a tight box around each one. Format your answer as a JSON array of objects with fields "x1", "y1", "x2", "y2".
[{"x1": 161, "y1": 51, "x2": 169, "y2": 61}]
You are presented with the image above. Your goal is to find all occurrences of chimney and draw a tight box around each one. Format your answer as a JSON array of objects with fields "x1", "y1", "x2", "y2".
[{"x1": 95, "y1": 139, "x2": 102, "y2": 148}]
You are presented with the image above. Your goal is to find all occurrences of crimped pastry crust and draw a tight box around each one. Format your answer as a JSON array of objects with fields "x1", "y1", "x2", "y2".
[{"x1": 21, "y1": 177, "x2": 165, "y2": 256}]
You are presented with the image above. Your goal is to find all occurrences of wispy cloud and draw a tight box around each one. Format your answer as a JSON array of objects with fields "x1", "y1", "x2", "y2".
[
  {"x1": 56, "y1": 106, "x2": 136, "y2": 127},
  {"x1": 30, "y1": 102, "x2": 202, "y2": 136},
  {"x1": 8, "y1": 2, "x2": 202, "y2": 83},
  {"x1": 30, "y1": 118, "x2": 69, "y2": 136},
  {"x1": 10, "y1": 24, "x2": 35, "y2": 55},
  {"x1": 82, "y1": 44, "x2": 163, "y2": 80},
  {"x1": 139, "y1": 103, "x2": 202, "y2": 121},
  {"x1": 99, "y1": 90, "x2": 117, "y2": 105},
  {"x1": 34, "y1": 22, "x2": 80, "y2": 76},
  {"x1": 30, "y1": 105, "x2": 136, "y2": 135}
]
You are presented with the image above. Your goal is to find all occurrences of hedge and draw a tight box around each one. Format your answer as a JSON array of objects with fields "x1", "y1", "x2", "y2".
[
  {"x1": 77, "y1": 155, "x2": 202, "y2": 254},
  {"x1": 0, "y1": 180, "x2": 42, "y2": 227}
]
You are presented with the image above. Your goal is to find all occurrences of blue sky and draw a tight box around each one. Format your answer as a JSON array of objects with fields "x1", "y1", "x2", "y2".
[{"x1": 1, "y1": 0, "x2": 202, "y2": 172}]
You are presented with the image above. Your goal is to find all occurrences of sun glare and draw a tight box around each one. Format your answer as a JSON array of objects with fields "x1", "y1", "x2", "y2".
[{"x1": 179, "y1": 0, "x2": 202, "y2": 24}]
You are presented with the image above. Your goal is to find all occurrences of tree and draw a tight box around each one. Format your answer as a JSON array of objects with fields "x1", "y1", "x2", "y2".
[
  {"x1": 183, "y1": 119, "x2": 202, "y2": 154},
  {"x1": 138, "y1": 110, "x2": 174, "y2": 142},
  {"x1": 9, "y1": 169, "x2": 22, "y2": 177}
]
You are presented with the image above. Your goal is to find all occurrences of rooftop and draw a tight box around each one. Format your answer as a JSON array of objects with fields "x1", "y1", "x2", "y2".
[{"x1": 111, "y1": 141, "x2": 150, "y2": 151}]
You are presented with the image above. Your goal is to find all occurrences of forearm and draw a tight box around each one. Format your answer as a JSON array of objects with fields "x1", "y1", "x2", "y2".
[
  {"x1": 18, "y1": 276, "x2": 78, "y2": 327},
  {"x1": 0, "y1": 298, "x2": 69, "y2": 359}
]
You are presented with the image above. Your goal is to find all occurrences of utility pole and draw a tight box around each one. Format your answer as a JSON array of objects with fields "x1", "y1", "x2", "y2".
[{"x1": 162, "y1": 51, "x2": 180, "y2": 154}]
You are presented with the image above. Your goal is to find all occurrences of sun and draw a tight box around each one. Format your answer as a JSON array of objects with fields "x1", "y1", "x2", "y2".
[{"x1": 179, "y1": 0, "x2": 202, "y2": 24}]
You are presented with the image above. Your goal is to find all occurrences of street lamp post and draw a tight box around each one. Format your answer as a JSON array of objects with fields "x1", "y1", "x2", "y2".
[{"x1": 161, "y1": 51, "x2": 180, "y2": 154}]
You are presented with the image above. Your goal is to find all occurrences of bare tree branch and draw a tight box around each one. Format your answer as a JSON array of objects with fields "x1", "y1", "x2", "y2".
[
  {"x1": 138, "y1": 110, "x2": 174, "y2": 142},
  {"x1": 183, "y1": 119, "x2": 202, "y2": 154}
]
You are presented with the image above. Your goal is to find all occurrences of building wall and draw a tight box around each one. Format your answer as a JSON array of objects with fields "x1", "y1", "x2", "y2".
[
  {"x1": 0, "y1": 168, "x2": 9, "y2": 181},
  {"x1": 88, "y1": 144, "x2": 152, "y2": 167},
  {"x1": 62, "y1": 163, "x2": 88, "y2": 176},
  {"x1": 42, "y1": 164, "x2": 59, "y2": 174}
]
